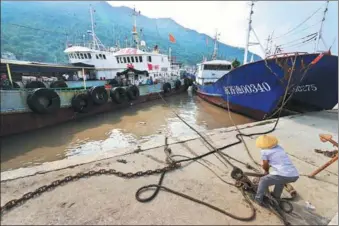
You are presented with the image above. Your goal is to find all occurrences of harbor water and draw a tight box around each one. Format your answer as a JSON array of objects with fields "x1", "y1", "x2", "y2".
[{"x1": 1, "y1": 92, "x2": 253, "y2": 172}]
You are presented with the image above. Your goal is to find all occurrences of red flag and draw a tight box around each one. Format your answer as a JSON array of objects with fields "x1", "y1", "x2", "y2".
[
  {"x1": 147, "y1": 63, "x2": 153, "y2": 70},
  {"x1": 169, "y1": 34, "x2": 176, "y2": 43}
]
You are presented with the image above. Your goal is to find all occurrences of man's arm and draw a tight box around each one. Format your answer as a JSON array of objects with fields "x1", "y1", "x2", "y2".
[{"x1": 262, "y1": 160, "x2": 270, "y2": 174}]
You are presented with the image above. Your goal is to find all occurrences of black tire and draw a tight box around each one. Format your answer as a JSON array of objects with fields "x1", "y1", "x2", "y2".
[
  {"x1": 108, "y1": 79, "x2": 119, "y2": 87},
  {"x1": 25, "y1": 81, "x2": 46, "y2": 89},
  {"x1": 163, "y1": 82, "x2": 171, "y2": 93},
  {"x1": 71, "y1": 92, "x2": 93, "y2": 113},
  {"x1": 27, "y1": 88, "x2": 60, "y2": 114},
  {"x1": 184, "y1": 78, "x2": 191, "y2": 87},
  {"x1": 12, "y1": 82, "x2": 21, "y2": 88},
  {"x1": 110, "y1": 87, "x2": 127, "y2": 104},
  {"x1": 126, "y1": 85, "x2": 140, "y2": 100},
  {"x1": 174, "y1": 80, "x2": 181, "y2": 90},
  {"x1": 50, "y1": 80, "x2": 68, "y2": 88},
  {"x1": 88, "y1": 86, "x2": 108, "y2": 105}
]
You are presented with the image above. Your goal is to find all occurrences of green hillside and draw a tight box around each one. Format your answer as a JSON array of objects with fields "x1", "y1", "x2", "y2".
[{"x1": 0, "y1": 1, "x2": 261, "y2": 65}]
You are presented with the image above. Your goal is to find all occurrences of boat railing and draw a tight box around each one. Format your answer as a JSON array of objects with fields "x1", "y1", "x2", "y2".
[{"x1": 265, "y1": 52, "x2": 310, "y2": 59}]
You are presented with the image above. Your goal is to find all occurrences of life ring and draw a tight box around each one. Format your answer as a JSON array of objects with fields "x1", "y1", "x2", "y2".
[
  {"x1": 110, "y1": 87, "x2": 127, "y2": 104},
  {"x1": 27, "y1": 88, "x2": 60, "y2": 114},
  {"x1": 71, "y1": 92, "x2": 93, "y2": 113},
  {"x1": 126, "y1": 85, "x2": 140, "y2": 100},
  {"x1": 88, "y1": 86, "x2": 108, "y2": 105},
  {"x1": 50, "y1": 80, "x2": 68, "y2": 88},
  {"x1": 25, "y1": 81, "x2": 46, "y2": 89},
  {"x1": 174, "y1": 80, "x2": 181, "y2": 90},
  {"x1": 163, "y1": 82, "x2": 171, "y2": 93}
]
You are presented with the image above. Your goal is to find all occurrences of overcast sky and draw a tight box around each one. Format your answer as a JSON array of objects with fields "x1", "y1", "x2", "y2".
[{"x1": 107, "y1": 1, "x2": 338, "y2": 58}]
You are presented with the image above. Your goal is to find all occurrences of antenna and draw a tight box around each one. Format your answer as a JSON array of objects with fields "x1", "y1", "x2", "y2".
[
  {"x1": 211, "y1": 29, "x2": 220, "y2": 60},
  {"x1": 132, "y1": 6, "x2": 141, "y2": 49},
  {"x1": 88, "y1": 5, "x2": 105, "y2": 50},
  {"x1": 314, "y1": 0, "x2": 329, "y2": 52},
  {"x1": 243, "y1": 1, "x2": 265, "y2": 64}
]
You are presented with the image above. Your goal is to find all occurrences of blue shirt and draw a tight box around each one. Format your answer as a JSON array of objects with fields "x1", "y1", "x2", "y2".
[{"x1": 261, "y1": 145, "x2": 299, "y2": 177}]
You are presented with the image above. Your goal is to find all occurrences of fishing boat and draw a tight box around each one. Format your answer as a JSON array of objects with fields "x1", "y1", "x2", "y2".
[
  {"x1": 0, "y1": 6, "x2": 192, "y2": 137},
  {"x1": 194, "y1": 1, "x2": 338, "y2": 120}
]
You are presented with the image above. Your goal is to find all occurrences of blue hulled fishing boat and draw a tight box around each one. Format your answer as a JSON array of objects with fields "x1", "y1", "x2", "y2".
[{"x1": 194, "y1": 1, "x2": 338, "y2": 120}]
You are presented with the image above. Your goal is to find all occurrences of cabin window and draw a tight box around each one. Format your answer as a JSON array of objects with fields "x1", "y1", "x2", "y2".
[
  {"x1": 76, "y1": 53, "x2": 80, "y2": 59},
  {"x1": 147, "y1": 56, "x2": 152, "y2": 62},
  {"x1": 123, "y1": 57, "x2": 127, "y2": 63},
  {"x1": 135, "y1": 56, "x2": 139, "y2": 63},
  {"x1": 127, "y1": 57, "x2": 131, "y2": 63},
  {"x1": 80, "y1": 53, "x2": 84, "y2": 59},
  {"x1": 88, "y1": 53, "x2": 92, "y2": 59},
  {"x1": 117, "y1": 57, "x2": 120, "y2": 63},
  {"x1": 103, "y1": 54, "x2": 106, "y2": 60},
  {"x1": 131, "y1": 56, "x2": 134, "y2": 63},
  {"x1": 84, "y1": 54, "x2": 88, "y2": 59},
  {"x1": 204, "y1": 64, "x2": 232, "y2": 70},
  {"x1": 139, "y1": 56, "x2": 143, "y2": 62},
  {"x1": 96, "y1": 54, "x2": 99, "y2": 59},
  {"x1": 99, "y1": 54, "x2": 102, "y2": 59}
]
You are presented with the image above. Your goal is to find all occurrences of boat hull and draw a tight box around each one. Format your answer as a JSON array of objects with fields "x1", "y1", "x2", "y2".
[
  {"x1": 0, "y1": 85, "x2": 187, "y2": 137},
  {"x1": 196, "y1": 53, "x2": 338, "y2": 119}
]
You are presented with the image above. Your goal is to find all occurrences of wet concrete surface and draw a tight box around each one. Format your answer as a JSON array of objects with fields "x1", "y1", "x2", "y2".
[{"x1": 0, "y1": 111, "x2": 337, "y2": 225}]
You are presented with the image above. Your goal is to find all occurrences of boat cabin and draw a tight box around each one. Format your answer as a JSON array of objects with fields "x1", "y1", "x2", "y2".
[{"x1": 196, "y1": 60, "x2": 233, "y2": 85}]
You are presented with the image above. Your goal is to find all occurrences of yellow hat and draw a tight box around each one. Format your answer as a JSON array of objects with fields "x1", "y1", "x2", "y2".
[{"x1": 256, "y1": 135, "x2": 278, "y2": 149}]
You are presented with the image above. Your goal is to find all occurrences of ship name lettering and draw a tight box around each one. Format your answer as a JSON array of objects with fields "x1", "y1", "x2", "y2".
[{"x1": 223, "y1": 82, "x2": 271, "y2": 95}]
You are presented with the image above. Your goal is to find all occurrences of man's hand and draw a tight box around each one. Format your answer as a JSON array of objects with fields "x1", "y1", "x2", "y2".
[{"x1": 262, "y1": 160, "x2": 270, "y2": 174}]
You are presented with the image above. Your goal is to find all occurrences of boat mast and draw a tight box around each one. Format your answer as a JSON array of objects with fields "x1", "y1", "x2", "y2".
[
  {"x1": 243, "y1": 1, "x2": 255, "y2": 65},
  {"x1": 314, "y1": 0, "x2": 329, "y2": 52},
  {"x1": 132, "y1": 6, "x2": 140, "y2": 49},
  {"x1": 89, "y1": 5, "x2": 97, "y2": 50},
  {"x1": 211, "y1": 30, "x2": 220, "y2": 60}
]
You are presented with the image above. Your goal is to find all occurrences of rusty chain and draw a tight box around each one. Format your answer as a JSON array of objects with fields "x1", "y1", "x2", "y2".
[{"x1": 0, "y1": 163, "x2": 181, "y2": 216}]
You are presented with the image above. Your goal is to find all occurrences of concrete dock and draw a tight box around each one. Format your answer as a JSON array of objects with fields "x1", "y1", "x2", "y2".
[{"x1": 1, "y1": 110, "x2": 338, "y2": 225}]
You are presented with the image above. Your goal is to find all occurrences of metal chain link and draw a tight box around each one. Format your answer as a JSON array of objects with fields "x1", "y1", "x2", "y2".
[{"x1": 0, "y1": 163, "x2": 181, "y2": 215}]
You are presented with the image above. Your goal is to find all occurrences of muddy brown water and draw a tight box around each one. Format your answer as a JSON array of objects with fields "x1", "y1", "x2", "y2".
[{"x1": 1, "y1": 92, "x2": 254, "y2": 172}]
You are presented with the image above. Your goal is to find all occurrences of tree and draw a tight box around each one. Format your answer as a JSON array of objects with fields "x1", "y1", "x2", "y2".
[{"x1": 232, "y1": 58, "x2": 240, "y2": 68}]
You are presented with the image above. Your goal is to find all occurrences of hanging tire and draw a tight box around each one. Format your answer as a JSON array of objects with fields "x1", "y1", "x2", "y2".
[
  {"x1": 174, "y1": 80, "x2": 181, "y2": 90},
  {"x1": 184, "y1": 78, "x2": 191, "y2": 87},
  {"x1": 110, "y1": 87, "x2": 127, "y2": 104},
  {"x1": 108, "y1": 79, "x2": 119, "y2": 87},
  {"x1": 27, "y1": 88, "x2": 60, "y2": 114},
  {"x1": 163, "y1": 82, "x2": 171, "y2": 93},
  {"x1": 88, "y1": 86, "x2": 108, "y2": 105},
  {"x1": 50, "y1": 80, "x2": 68, "y2": 88},
  {"x1": 25, "y1": 81, "x2": 46, "y2": 89},
  {"x1": 126, "y1": 85, "x2": 140, "y2": 100},
  {"x1": 71, "y1": 92, "x2": 93, "y2": 113}
]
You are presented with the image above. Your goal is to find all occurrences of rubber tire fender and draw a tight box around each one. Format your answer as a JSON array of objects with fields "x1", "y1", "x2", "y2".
[
  {"x1": 27, "y1": 88, "x2": 61, "y2": 114},
  {"x1": 174, "y1": 80, "x2": 181, "y2": 90},
  {"x1": 163, "y1": 82, "x2": 171, "y2": 93},
  {"x1": 110, "y1": 87, "x2": 127, "y2": 104},
  {"x1": 108, "y1": 79, "x2": 119, "y2": 87},
  {"x1": 184, "y1": 78, "x2": 191, "y2": 87},
  {"x1": 71, "y1": 92, "x2": 93, "y2": 113},
  {"x1": 88, "y1": 86, "x2": 108, "y2": 105},
  {"x1": 25, "y1": 81, "x2": 46, "y2": 89},
  {"x1": 126, "y1": 85, "x2": 140, "y2": 100},
  {"x1": 50, "y1": 80, "x2": 68, "y2": 88}
]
